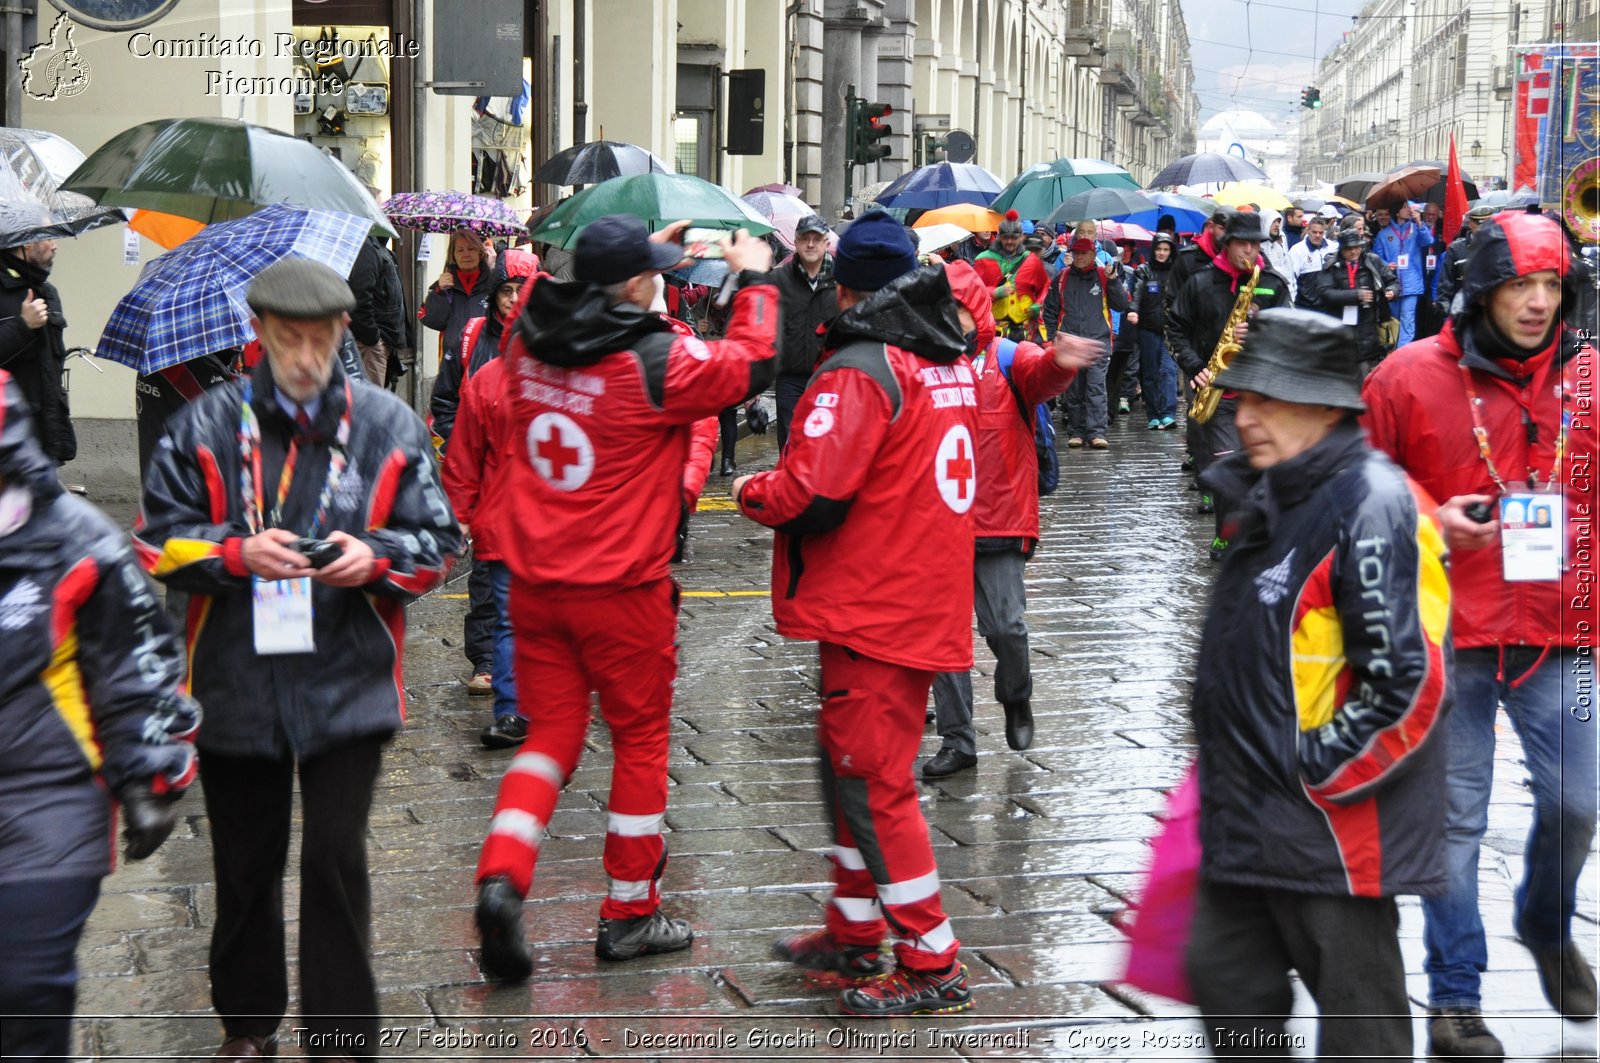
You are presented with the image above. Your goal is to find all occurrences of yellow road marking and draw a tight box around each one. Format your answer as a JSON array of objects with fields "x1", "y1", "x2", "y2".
[{"x1": 694, "y1": 497, "x2": 740, "y2": 511}]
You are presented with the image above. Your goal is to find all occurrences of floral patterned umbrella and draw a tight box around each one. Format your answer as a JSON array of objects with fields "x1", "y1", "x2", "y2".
[{"x1": 381, "y1": 190, "x2": 527, "y2": 237}]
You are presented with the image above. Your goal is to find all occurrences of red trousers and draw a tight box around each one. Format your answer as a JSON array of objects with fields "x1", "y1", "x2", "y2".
[
  {"x1": 817, "y1": 642, "x2": 959, "y2": 972},
  {"x1": 476, "y1": 579, "x2": 678, "y2": 919}
]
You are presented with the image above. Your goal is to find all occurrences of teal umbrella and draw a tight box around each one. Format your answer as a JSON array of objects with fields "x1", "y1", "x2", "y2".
[
  {"x1": 531, "y1": 173, "x2": 774, "y2": 249},
  {"x1": 61, "y1": 117, "x2": 396, "y2": 238},
  {"x1": 990, "y1": 158, "x2": 1140, "y2": 222}
]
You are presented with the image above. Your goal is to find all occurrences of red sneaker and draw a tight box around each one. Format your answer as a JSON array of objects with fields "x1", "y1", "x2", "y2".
[{"x1": 838, "y1": 962, "x2": 972, "y2": 1017}]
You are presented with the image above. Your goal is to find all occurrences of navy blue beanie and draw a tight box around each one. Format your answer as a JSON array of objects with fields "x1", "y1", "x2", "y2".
[{"x1": 834, "y1": 211, "x2": 919, "y2": 292}]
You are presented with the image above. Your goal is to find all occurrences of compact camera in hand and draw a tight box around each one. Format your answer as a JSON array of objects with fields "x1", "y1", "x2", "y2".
[{"x1": 292, "y1": 538, "x2": 345, "y2": 569}]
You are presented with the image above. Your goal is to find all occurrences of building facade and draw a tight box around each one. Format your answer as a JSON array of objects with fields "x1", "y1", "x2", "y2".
[
  {"x1": 1296, "y1": 0, "x2": 1552, "y2": 189},
  {"x1": 5, "y1": 0, "x2": 1195, "y2": 425}
]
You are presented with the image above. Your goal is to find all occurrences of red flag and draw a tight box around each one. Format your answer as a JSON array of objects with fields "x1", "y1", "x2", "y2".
[
  {"x1": 1513, "y1": 51, "x2": 1545, "y2": 192},
  {"x1": 1442, "y1": 134, "x2": 1468, "y2": 246}
]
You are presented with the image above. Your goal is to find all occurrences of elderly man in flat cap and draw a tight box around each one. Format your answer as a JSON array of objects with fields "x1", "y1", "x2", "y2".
[
  {"x1": 1186, "y1": 307, "x2": 1452, "y2": 1061},
  {"x1": 136, "y1": 257, "x2": 462, "y2": 1062}
]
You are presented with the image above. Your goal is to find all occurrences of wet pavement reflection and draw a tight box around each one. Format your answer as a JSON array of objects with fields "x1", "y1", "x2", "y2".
[{"x1": 78, "y1": 410, "x2": 1597, "y2": 1060}]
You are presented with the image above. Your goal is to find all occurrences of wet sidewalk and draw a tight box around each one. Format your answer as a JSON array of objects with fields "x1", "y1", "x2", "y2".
[{"x1": 74, "y1": 409, "x2": 1597, "y2": 1061}]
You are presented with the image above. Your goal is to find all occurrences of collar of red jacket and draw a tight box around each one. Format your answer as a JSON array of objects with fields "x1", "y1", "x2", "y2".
[{"x1": 1444, "y1": 316, "x2": 1566, "y2": 384}]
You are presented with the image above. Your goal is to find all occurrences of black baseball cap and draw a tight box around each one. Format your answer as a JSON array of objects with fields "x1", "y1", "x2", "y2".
[
  {"x1": 794, "y1": 214, "x2": 829, "y2": 238},
  {"x1": 574, "y1": 214, "x2": 685, "y2": 285}
]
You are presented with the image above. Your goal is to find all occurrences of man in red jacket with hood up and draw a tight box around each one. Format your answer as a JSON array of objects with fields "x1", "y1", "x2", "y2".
[
  {"x1": 922, "y1": 260, "x2": 1100, "y2": 777},
  {"x1": 1362, "y1": 211, "x2": 1598, "y2": 1059},
  {"x1": 733, "y1": 212, "x2": 978, "y2": 1017},
  {"x1": 472, "y1": 216, "x2": 776, "y2": 980}
]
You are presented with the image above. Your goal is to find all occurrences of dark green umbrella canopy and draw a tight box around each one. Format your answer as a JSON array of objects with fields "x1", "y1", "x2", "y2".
[
  {"x1": 530, "y1": 173, "x2": 773, "y2": 249},
  {"x1": 990, "y1": 158, "x2": 1140, "y2": 222},
  {"x1": 62, "y1": 117, "x2": 396, "y2": 238}
]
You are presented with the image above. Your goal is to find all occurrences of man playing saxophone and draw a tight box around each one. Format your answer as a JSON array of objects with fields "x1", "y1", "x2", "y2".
[{"x1": 1166, "y1": 211, "x2": 1293, "y2": 561}]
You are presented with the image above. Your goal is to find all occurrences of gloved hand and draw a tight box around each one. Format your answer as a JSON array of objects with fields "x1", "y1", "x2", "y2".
[
  {"x1": 745, "y1": 401, "x2": 770, "y2": 435},
  {"x1": 119, "y1": 783, "x2": 179, "y2": 861}
]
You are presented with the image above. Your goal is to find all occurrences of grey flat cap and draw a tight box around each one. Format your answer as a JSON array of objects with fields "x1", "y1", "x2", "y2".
[{"x1": 246, "y1": 258, "x2": 356, "y2": 318}]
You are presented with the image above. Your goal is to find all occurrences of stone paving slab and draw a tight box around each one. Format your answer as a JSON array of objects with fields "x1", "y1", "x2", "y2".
[{"x1": 69, "y1": 415, "x2": 1599, "y2": 1060}]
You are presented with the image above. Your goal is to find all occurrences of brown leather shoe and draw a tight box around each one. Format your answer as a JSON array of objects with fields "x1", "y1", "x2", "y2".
[{"x1": 215, "y1": 1034, "x2": 277, "y2": 1059}]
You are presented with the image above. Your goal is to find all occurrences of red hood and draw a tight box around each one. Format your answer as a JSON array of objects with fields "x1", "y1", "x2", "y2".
[{"x1": 944, "y1": 259, "x2": 995, "y2": 355}]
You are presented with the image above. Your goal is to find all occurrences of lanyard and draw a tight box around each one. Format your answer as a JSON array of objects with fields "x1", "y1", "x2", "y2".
[
  {"x1": 1458, "y1": 364, "x2": 1569, "y2": 491},
  {"x1": 238, "y1": 378, "x2": 353, "y2": 535}
]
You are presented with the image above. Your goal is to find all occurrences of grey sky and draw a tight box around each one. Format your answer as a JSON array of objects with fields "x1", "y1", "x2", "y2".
[{"x1": 1181, "y1": 0, "x2": 1369, "y2": 124}]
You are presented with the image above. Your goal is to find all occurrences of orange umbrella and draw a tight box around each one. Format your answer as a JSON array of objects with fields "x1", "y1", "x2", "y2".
[
  {"x1": 912, "y1": 203, "x2": 1002, "y2": 233},
  {"x1": 128, "y1": 209, "x2": 205, "y2": 249}
]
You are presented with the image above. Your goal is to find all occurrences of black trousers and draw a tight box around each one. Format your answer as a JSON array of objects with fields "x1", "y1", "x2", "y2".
[
  {"x1": 0, "y1": 876, "x2": 100, "y2": 1061},
  {"x1": 200, "y1": 739, "x2": 384, "y2": 1059},
  {"x1": 774, "y1": 372, "x2": 810, "y2": 453},
  {"x1": 1187, "y1": 881, "x2": 1412, "y2": 1062},
  {"x1": 1194, "y1": 396, "x2": 1241, "y2": 540},
  {"x1": 464, "y1": 554, "x2": 495, "y2": 673},
  {"x1": 718, "y1": 405, "x2": 739, "y2": 462}
]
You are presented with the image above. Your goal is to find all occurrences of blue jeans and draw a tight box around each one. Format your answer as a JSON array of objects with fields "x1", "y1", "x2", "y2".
[
  {"x1": 1136, "y1": 329, "x2": 1177, "y2": 421},
  {"x1": 1422, "y1": 645, "x2": 1599, "y2": 1008},
  {"x1": 487, "y1": 561, "x2": 519, "y2": 720},
  {"x1": 1394, "y1": 293, "x2": 1419, "y2": 347}
]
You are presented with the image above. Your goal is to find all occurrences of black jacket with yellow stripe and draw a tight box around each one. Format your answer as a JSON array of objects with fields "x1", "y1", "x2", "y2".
[
  {"x1": 1192, "y1": 421, "x2": 1452, "y2": 898},
  {"x1": 0, "y1": 370, "x2": 199, "y2": 886},
  {"x1": 134, "y1": 358, "x2": 461, "y2": 761}
]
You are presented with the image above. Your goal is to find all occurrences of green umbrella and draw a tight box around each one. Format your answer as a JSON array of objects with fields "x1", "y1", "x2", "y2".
[
  {"x1": 61, "y1": 117, "x2": 396, "y2": 238},
  {"x1": 990, "y1": 158, "x2": 1141, "y2": 222},
  {"x1": 531, "y1": 173, "x2": 773, "y2": 249}
]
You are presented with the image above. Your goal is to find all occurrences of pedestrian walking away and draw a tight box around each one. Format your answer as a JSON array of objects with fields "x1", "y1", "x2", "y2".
[
  {"x1": 1186, "y1": 307, "x2": 1453, "y2": 1062},
  {"x1": 473, "y1": 215, "x2": 777, "y2": 981},
  {"x1": 923, "y1": 259, "x2": 1098, "y2": 778},
  {"x1": 1362, "y1": 210, "x2": 1599, "y2": 1059},
  {"x1": 734, "y1": 212, "x2": 979, "y2": 1017},
  {"x1": 0, "y1": 369, "x2": 200, "y2": 1062},
  {"x1": 134, "y1": 257, "x2": 462, "y2": 1060}
]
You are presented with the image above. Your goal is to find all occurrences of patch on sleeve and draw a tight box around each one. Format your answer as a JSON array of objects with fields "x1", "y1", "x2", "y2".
[{"x1": 803, "y1": 407, "x2": 835, "y2": 438}]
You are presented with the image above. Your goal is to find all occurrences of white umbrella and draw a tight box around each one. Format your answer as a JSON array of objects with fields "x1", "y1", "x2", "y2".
[{"x1": 916, "y1": 222, "x2": 972, "y2": 255}]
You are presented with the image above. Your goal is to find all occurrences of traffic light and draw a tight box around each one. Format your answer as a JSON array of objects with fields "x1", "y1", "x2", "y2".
[
  {"x1": 1309, "y1": 87, "x2": 1322, "y2": 108},
  {"x1": 1300, "y1": 86, "x2": 1312, "y2": 108},
  {"x1": 1300, "y1": 86, "x2": 1323, "y2": 109},
  {"x1": 920, "y1": 133, "x2": 947, "y2": 166},
  {"x1": 851, "y1": 100, "x2": 893, "y2": 164}
]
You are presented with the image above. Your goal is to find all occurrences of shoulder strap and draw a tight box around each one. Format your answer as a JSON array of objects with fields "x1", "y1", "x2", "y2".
[
  {"x1": 814, "y1": 340, "x2": 903, "y2": 421},
  {"x1": 630, "y1": 330, "x2": 678, "y2": 411},
  {"x1": 993, "y1": 337, "x2": 1018, "y2": 378}
]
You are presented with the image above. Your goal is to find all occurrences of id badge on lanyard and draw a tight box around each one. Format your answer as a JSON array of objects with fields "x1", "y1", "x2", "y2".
[
  {"x1": 1499, "y1": 492, "x2": 1565, "y2": 582},
  {"x1": 252, "y1": 576, "x2": 316, "y2": 654}
]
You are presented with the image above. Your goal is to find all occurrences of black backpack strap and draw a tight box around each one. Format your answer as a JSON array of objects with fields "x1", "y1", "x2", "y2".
[{"x1": 812, "y1": 340, "x2": 902, "y2": 421}]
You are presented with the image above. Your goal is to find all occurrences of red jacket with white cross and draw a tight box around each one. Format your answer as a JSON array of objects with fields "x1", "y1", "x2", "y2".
[{"x1": 737, "y1": 340, "x2": 979, "y2": 672}]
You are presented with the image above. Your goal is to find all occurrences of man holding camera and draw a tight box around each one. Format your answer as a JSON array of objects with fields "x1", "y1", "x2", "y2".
[{"x1": 135, "y1": 258, "x2": 461, "y2": 1060}]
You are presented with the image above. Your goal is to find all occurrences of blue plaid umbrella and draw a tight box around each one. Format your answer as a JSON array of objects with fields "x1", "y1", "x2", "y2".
[
  {"x1": 97, "y1": 204, "x2": 369, "y2": 375},
  {"x1": 874, "y1": 162, "x2": 1003, "y2": 209}
]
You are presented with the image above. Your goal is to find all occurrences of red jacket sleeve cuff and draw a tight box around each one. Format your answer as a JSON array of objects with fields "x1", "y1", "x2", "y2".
[
  {"x1": 368, "y1": 557, "x2": 393, "y2": 584},
  {"x1": 222, "y1": 537, "x2": 248, "y2": 578}
]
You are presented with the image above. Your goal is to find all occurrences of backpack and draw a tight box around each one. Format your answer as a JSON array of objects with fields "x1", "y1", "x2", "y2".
[{"x1": 993, "y1": 339, "x2": 1060, "y2": 495}]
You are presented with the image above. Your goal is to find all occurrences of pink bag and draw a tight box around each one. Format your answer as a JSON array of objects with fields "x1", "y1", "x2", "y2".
[{"x1": 1120, "y1": 764, "x2": 1200, "y2": 1004}]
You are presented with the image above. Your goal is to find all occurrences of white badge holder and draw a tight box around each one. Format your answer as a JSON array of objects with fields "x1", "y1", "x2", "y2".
[
  {"x1": 1499, "y1": 491, "x2": 1565, "y2": 582},
  {"x1": 253, "y1": 576, "x2": 316, "y2": 654}
]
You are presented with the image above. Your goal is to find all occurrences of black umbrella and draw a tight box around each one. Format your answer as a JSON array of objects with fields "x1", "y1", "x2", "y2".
[
  {"x1": 1044, "y1": 187, "x2": 1159, "y2": 226},
  {"x1": 1333, "y1": 172, "x2": 1388, "y2": 204},
  {"x1": 1148, "y1": 152, "x2": 1268, "y2": 189},
  {"x1": 533, "y1": 140, "x2": 672, "y2": 186}
]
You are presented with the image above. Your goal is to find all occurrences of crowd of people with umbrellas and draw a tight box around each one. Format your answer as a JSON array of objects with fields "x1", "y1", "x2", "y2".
[{"x1": 2, "y1": 110, "x2": 1596, "y2": 1061}]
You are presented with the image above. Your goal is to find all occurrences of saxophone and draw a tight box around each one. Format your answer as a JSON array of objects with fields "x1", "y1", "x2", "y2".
[{"x1": 1190, "y1": 263, "x2": 1259, "y2": 424}]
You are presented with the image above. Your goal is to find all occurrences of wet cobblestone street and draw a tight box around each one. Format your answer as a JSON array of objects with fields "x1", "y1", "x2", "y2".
[{"x1": 74, "y1": 411, "x2": 1598, "y2": 1061}]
